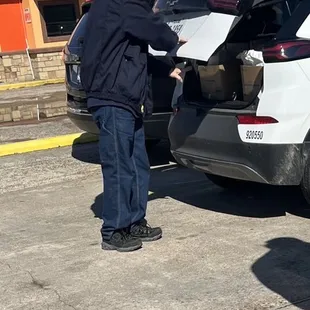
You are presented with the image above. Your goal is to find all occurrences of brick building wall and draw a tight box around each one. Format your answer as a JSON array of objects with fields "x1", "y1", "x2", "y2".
[
  {"x1": 0, "y1": 47, "x2": 67, "y2": 124},
  {"x1": 0, "y1": 101, "x2": 67, "y2": 123},
  {"x1": 0, "y1": 48, "x2": 65, "y2": 84}
]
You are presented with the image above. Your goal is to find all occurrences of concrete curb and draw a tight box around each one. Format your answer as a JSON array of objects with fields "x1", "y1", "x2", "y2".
[
  {"x1": 0, "y1": 133, "x2": 98, "y2": 157},
  {"x1": 0, "y1": 78, "x2": 65, "y2": 91}
]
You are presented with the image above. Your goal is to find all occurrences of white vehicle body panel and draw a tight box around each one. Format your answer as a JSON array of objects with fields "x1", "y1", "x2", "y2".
[{"x1": 238, "y1": 58, "x2": 310, "y2": 144}]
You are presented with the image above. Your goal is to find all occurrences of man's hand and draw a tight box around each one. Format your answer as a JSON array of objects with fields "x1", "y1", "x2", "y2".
[
  {"x1": 170, "y1": 68, "x2": 184, "y2": 83},
  {"x1": 178, "y1": 38, "x2": 188, "y2": 45}
]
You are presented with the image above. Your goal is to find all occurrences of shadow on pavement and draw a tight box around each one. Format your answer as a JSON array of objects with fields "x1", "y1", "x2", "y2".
[
  {"x1": 71, "y1": 138, "x2": 175, "y2": 167},
  {"x1": 74, "y1": 140, "x2": 310, "y2": 219},
  {"x1": 252, "y1": 237, "x2": 310, "y2": 309},
  {"x1": 147, "y1": 164, "x2": 310, "y2": 218},
  {"x1": 90, "y1": 161, "x2": 310, "y2": 220},
  {"x1": 71, "y1": 141, "x2": 100, "y2": 165},
  {"x1": 71, "y1": 133, "x2": 100, "y2": 165},
  {"x1": 82, "y1": 139, "x2": 310, "y2": 308}
]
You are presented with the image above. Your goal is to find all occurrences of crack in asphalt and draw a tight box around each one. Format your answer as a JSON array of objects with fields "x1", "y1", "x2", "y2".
[
  {"x1": 50, "y1": 287, "x2": 78, "y2": 310},
  {"x1": 25, "y1": 270, "x2": 78, "y2": 310},
  {"x1": 0, "y1": 260, "x2": 12, "y2": 270},
  {"x1": 26, "y1": 271, "x2": 49, "y2": 290}
]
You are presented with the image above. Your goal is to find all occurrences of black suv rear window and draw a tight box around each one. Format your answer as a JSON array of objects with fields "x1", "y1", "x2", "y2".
[
  {"x1": 155, "y1": 0, "x2": 255, "y2": 15},
  {"x1": 67, "y1": 13, "x2": 88, "y2": 48},
  {"x1": 227, "y1": 0, "x2": 302, "y2": 42}
]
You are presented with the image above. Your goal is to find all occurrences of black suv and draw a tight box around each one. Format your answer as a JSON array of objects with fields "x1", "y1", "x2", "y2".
[{"x1": 63, "y1": 1, "x2": 176, "y2": 147}]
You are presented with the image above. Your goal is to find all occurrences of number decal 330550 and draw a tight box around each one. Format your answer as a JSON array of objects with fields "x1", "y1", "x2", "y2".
[{"x1": 245, "y1": 130, "x2": 264, "y2": 140}]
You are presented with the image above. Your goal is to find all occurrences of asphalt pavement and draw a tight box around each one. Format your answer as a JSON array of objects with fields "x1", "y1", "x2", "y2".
[{"x1": 1, "y1": 142, "x2": 310, "y2": 309}]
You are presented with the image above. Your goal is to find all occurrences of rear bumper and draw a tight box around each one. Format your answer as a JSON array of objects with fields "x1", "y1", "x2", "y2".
[
  {"x1": 67, "y1": 109, "x2": 99, "y2": 135},
  {"x1": 144, "y1": 112, "x2": 171, "y2": 140},
  {"x1": 169, "y1": 107, "x2": 305, "y2": 185},
  {"x1": 172, "y1": 145, "x2": 304, "y2": 185},
  {"x1": 67, "y1": 108, "x2": 171, "y2": 140}
]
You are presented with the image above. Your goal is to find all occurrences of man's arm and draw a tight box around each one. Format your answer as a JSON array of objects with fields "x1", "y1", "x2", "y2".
[
  {"x1": 148, "y1": 55, "x2": 185, "y2": 83},
  {"x1": 122, "y1": 0, "x2": 179, "y2": 52},
  {"x1": 148, "y1": 54, "x2": 175, "y2": 77}
]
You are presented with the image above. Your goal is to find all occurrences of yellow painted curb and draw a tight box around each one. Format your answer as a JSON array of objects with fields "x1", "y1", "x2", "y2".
[
  {"x1": 0, "y1": 133, "x2": 98, "y2": 157},
  {"x1": 0, "y1": 78, "x2": 65, "y2": 91}
]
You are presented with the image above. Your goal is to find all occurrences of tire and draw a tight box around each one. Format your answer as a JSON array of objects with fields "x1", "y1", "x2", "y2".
[
  {"x1": 205, "y1": 173, "x2": 249, "y2": 190},
  {"x1": 301, "y1": 161, "x2": 310, "y2": 205}
]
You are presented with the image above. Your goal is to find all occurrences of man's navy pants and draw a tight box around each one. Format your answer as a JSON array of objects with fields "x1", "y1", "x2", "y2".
[{"x1": 91, "y1": 106, "x2": 150, "y2": 240}]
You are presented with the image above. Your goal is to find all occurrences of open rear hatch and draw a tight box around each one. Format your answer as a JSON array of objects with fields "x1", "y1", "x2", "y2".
[
  {"x1": 150, "y1": 0, "x2": 303, "y2": 109},
  {"x1": 150, "y1": 0, "x2": 258, "y2": 60}
]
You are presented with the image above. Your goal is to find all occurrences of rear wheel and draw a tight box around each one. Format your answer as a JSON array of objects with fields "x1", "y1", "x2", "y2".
[{"x1": 205, "y1": 173, "x2": 249, "y2": 190}]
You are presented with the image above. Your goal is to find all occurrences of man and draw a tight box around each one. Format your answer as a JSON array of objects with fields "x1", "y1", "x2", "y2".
[{"x1": 80, "y1": 0, "x2": 185, "y2": 252}]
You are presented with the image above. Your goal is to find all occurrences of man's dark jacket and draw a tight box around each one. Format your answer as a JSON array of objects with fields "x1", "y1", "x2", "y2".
[{"x1": 80, "y1": 0, "x2": 179, "y2": 117}]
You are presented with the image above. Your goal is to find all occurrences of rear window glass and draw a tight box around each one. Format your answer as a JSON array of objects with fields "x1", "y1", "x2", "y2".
[
  {"x1": 228, "y1": 0, "x2": 302, "y2": 42},
  {"x1": 155, "y1": 0, "x2": 208, "y2": 11},
  {"x1": 67, "y1": 13, "x2": 88, "y2": 48},
  {"x1": 154, "y1": 0, "x2": 255, "y2": 15}
]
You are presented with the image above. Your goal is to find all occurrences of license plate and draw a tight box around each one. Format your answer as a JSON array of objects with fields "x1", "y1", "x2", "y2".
[{"x1": 167, "y1": 20, "x2": 185, "y2": 35}]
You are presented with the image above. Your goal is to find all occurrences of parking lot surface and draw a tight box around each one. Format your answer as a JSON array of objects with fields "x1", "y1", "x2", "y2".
[{"x1": 1, "y1": 142, "x2": 310, "y2": 310}]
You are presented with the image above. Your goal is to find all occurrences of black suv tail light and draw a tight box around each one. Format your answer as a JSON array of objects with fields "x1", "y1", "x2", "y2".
[
  {"x1": 67, "y1": 64, "x2": 81, "y2": 87},
  {"x1": 207, "y1": 0, "x2": 251, "y2": 15},
  {"x1": 208, "y1": 0, "x2": 240, "y2": 10},
  {"x1": 263, "y1": 40, "x2": 310, "y2": 63}
]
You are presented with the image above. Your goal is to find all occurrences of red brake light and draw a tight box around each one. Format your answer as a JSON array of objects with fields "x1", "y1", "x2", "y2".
[
  {"x1": 263, "y1": 40, "x2": 310, "y2": 63},
  {"x1": 237, "y1": 115, "x2": 278, "y2": 125},
  {"x1": 208, "y1": 0, "x2": 240, "y2": 10},
  {"x1": 207, "y1": 0, "x2": 252, "y2": 15}
]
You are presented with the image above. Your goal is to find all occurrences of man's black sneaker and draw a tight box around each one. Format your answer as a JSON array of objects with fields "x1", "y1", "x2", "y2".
[
  {"x1": 131, "y1": 219, "x2": 162, "y2": 242},
  {"x1": 101, "y1": 230, "x2": 142, "y2": 252}
]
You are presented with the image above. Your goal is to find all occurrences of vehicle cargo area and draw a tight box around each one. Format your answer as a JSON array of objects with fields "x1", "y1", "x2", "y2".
[
  {"x1": 182, "y1": 46, "x2": 264, "y2": 109},
  {"x1": 181, "y1": 0, "x2": 300, "y2": 109}
]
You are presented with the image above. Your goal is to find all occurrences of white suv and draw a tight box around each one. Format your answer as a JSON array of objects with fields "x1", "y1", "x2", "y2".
[{"x1": 150, "y1": 0, "x2": 310, "y2": 203}]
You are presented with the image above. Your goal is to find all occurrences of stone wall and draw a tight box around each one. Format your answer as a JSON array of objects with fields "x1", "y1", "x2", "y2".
[
  {"x1": 0, "y1": 48, "x2": 65, "y2": 84},
  {"x1": 0, "y1": 101, "x2": 67, "y2": 123}
]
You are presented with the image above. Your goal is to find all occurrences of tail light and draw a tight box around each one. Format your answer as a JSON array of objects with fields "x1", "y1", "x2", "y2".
[
  {"x1": 208, "y1": 0, "x2": 240, "y2": 10},
  {"x1": 263, "y1": 40, "x2": 310, "y2": 63},
  {"x1": 68, "y1": 65, "x2": 81, "y2": 86},
  {"x1": 237, "y1": 115, "x2": 278, "y2": 124},
  {"x1": 207, "y1": 0, "x2": 250, "y2": 15},
  {"x1": 62, "y1": 45, "x2": 80, "y2": 63}
]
